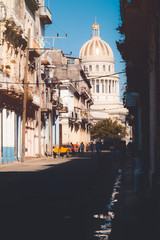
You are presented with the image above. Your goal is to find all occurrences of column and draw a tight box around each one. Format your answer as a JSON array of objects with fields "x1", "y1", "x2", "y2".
[
  {"x1": 101, "y1": 80, "x2": 104, "y2": 93},
  {"x1": 117, "y1": 80, "x2": 119, "y2": 95},
  {"x1": 105, "y1": 80, "x2": 108, "y2": 93},
  {"x1": 100, "y1": 80, "x2": 102, "y2": 93},
  {"x1": 56, "y1": 114, "x2": 59, "y2": 147},
  {"x1": 113, "y1": 80, "x2": 115, "y2": 93},
  {"x1": 115, "y1": 81, "x2": 117, "y2": 94},
  {"x1": 49, "y1": 111, "x2": 53, "y2": 156},
  {"x1": 92, "y1": 79, "x2": 95, "y2": 93},
  {"x1": 108, "y1": 80, "x2": 111, "y2": 93}
]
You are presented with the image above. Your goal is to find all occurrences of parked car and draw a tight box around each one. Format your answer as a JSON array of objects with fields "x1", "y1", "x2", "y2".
[
  {"x1": 53, "y1": 144, "x2": 74, "y2": 158},
  {"x1": 62, "y1": 144, "x2": 74, "y2": 154},
  {"x1": 53, "y1": 146, "x2": 69, "y2": 158}
]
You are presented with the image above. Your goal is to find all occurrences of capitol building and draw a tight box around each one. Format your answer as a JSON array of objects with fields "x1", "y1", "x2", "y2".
[{"x1": 79, "y1": 22, "x2": 127, "y2": 124}]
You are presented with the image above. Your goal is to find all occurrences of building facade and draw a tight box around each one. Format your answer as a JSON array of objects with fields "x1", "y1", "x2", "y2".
[
  {"x1": 117, "y1": 0, "x2": 160, "y2": 190},
  {"x1": 50, "y1": 50, "x2": 93, "y2": 147},
  {"x1": 79, "y1": 22, "x2": 129, "y2": 141},
  {"x1": 0, "y1": 0, "x2": 53, "y2": 163}
]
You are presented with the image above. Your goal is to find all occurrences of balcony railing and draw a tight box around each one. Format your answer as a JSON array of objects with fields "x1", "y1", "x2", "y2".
[
  {"x1": 39, "y1": 6, "x2": 52, "y2": 24},
  {"x1": 5, "y1": 8, "x2": 23, "y2": 31},
  {"x1": 32, "y1": 94, "x2": 40, "y2": 107},
  {"x1": 0, "y1": 71, "x2": 10, "y2": 92}
]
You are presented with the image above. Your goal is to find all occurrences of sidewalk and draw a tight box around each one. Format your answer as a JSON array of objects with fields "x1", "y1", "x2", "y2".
[
  {"x1": 110, "y1": 151, "x2": 160, "y2": 240},
  {"x1": 0, "y1": 155, "x2": 72, "y2": 172}
]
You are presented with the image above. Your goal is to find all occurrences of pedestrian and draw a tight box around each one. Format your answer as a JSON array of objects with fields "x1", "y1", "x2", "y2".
[
  {"x1": 90, "y1": 142, "x2": 94, "y2": 154},
  {"x1": 80, "y1": 142, "x2": 84, "y2": 155},
  {"x1": 96, "y1": 142, "x2": 100, "y2": 153},
  {"x1": 71, "y1": 142, "x2": 75, "y2": 156}
]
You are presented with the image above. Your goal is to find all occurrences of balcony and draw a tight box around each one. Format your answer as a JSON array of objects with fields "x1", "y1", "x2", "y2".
[
  {"x1": 5, "y1": 7, "x2": 23, "y2": 32},
  {"x1": 29, "y1": 39, "x2": 40, "y2": 61},
  {"x1": 75, "y1": 112, "x2": 82, "y2": 124},
  {"x1": 0, "y1": 71, "x2": 10, "y2": 92},
  {"x1": 32, "y1": 94, "x2": 40, "y2": 107},
  {"x1": 39, "y1": 6, "x2": 52, "y2": 25},
  {"x1": 59, "y1": 106, "x2": 68, "y2": 113},
  {"x1": 41, "y1": 54, "x2": 53, "y2": 66},
  {"x1": 80, "y1": 87, "x2": 91, "y2": 99},
  {"x1": 52, "y1": 100, "x2": 63, "y2": 110},
  {"x1": 25, "y1": 0, "x2": 40, "y2": 12}
]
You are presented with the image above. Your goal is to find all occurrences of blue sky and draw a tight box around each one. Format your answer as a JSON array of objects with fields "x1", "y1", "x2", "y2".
[{"x1": 45, "y1": 0, "x2": 126, "y2": 100}]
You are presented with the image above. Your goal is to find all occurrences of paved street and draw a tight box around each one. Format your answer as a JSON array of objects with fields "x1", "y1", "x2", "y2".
[{"x1": 0, "y1": 152, "x2": 119, "y2": 240}]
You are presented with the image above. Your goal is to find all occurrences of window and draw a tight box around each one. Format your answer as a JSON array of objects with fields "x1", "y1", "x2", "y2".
[
  {"x1": 96, "y1": 84, "x2": 99, "y2": 93},
  {"x1": 96, "y1": 65, "x2": 99, "y2": 71},
  {"x1": 103, "y1": 65, "x2": 106, "y2": 71},
  {"x1": 89, "y1": 65, "x2": 92, "y2": 71},
  {"x1": 108, "y1": 65, "x2": 110, "y2": 72},
  {"x1": 67, "y1": 59, "x2": 75, "y2": 64}
]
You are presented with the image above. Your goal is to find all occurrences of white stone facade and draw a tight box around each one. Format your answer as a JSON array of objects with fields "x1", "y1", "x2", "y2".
[
  {"x1": 0, "y1": 0, "x2": 53, "y2": 163},
  {"x1": 79, "y1": 22, "x2": 128, "y2": 126},
  {"x1": 51, "y1": 50, "x2": 93, "y2": 147}
]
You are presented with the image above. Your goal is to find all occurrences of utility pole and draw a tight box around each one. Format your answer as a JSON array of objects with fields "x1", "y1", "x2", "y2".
[{"x1": 21, "y1": 29, "x2": 30, "y2": 162}]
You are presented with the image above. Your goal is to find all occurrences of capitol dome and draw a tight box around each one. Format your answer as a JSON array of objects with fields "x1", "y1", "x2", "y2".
[{"x1": 79, "y1": 22, "x2": 114, "y2": 62}]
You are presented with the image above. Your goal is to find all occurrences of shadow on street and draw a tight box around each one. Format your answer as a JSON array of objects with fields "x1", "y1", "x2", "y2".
[{"x1": 0, "y1": 151, "x2": 121, "y2": 240}]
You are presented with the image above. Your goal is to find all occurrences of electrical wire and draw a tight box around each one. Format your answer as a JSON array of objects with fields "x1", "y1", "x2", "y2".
[
  {"x1": 85, "y1": 107, "x2": 126, "y2": 112},
  {"x1": 0, "y1": 71, "x2": 125, "y2": 85}
]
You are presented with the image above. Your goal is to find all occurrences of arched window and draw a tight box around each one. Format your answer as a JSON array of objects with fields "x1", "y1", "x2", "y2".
[
  {"x1": 103, "y1": 65, "x2": 106, "y2": 71},
  {"x1": 96, "y1": 65, "x2": 99, "y2": 71},
  {"x1": 89, "y1": 65, "x2": 92, "y2": 71}
]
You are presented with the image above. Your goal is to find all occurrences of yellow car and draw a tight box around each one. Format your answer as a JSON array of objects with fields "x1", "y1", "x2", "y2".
[{"x1": 53, "y1": 146, "x2": 69, "y2": 158}]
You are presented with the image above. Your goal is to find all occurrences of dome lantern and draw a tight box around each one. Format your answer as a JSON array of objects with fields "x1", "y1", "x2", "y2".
[
  {"x1": 79, "y1": 21, "x2": 114, "y2": 61},
  {"x1": 92, "y1": 18, "x2": 100, "y2": 38}
]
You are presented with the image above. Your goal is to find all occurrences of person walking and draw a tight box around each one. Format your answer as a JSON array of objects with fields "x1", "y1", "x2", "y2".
[
  {"x1": 96, "y1": 142, "x2": 100, "y2": 153},
  {"x1": 71, "y1": 142, "x2": 75, "y2": 156},
  {"x1": 80, "y1": 142, "x2": 84, "y2": 155},
  {"x1": 90, "y1": 142, "x2": 94, "y2": 154}
]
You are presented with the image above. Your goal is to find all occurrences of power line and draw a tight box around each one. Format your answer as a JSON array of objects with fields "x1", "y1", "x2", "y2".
[
  {"x1": 0, "y1": 71, "x2": 126, "y2": 85},
  {"x1": 86, "y1": 107, "x2": 126, "y2": 112}
]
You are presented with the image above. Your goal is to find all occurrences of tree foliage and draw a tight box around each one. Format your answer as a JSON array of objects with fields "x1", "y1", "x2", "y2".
[{"x1": 90, "y1": 118, "x2": 127, "y2": 140}]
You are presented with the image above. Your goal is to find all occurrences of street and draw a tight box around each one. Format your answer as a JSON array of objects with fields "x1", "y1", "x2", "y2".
[{"x1": 0, "y1": 152, "x2": 120, "y2": 240}]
